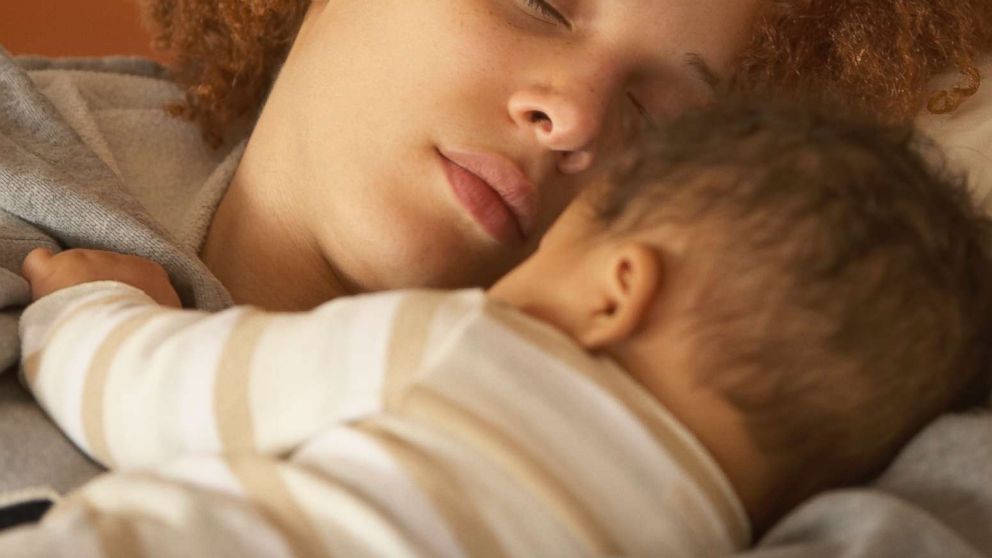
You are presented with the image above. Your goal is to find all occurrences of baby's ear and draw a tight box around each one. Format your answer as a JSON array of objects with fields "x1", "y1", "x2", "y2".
[{"x1": 576, "y1": 241, "x2": 661, "y2": 350}]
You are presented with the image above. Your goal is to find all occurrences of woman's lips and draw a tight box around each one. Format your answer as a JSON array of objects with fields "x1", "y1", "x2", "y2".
[{"x1": 438, "y1": 148, "x2": 537, "y2": 247}]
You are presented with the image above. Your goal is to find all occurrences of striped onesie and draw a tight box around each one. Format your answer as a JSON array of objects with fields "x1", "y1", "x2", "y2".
[{"x1": 3, "y1": 281, "x2": 750, "y2": 557}]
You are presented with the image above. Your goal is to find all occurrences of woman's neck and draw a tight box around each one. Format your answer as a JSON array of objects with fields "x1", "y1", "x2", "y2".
[{"x1": 199, "y1": 164, "x2": 351, "y2": 311}]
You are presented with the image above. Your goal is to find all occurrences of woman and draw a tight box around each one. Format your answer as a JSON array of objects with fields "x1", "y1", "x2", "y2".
[
  {"x1": 0, "y1": 0, "x2": 990, "y2": 552},
  {"x1": 0, "y1": 0, "x2": 762, "y2": 510}
]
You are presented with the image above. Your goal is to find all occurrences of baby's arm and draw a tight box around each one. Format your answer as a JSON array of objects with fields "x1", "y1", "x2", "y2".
[
  {"x1": 19, "y1": 248, "x2": 415, "y2": 469},
  {"x1": 0, "y1": 453, "x2": 383, "y2": 558}
]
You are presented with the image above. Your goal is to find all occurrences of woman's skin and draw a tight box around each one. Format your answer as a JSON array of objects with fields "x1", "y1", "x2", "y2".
[{"x1": 200, "y1": 0, "x2": 762, "y2": 311}]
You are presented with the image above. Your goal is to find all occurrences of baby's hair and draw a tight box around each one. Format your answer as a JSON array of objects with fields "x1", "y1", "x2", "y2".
[
  {"x1": 595, "y1": 100, "x2": 992, "y2": 504},
  {"x1": 135, "y1": 0, "x2": 992, "y2": 146}
]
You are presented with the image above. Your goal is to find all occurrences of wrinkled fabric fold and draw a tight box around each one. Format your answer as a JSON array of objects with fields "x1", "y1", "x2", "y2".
[{"x1": 0, "y1": 46, "x2": 245, "y2": 498}]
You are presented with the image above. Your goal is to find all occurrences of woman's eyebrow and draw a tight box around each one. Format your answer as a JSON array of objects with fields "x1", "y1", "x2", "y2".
[{"x1": 685, "y1": 52, "x2": 721, "y2": 93}]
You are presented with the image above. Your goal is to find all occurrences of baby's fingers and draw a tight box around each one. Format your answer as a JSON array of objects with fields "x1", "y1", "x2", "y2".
[{"x1": 21, "y1": 248, "x2": 56, "y2": 284}]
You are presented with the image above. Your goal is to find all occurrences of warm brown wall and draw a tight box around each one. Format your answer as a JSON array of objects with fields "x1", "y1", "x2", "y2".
[{"x1": 1, "y1": 0, "x2": 156, "y2": 58}]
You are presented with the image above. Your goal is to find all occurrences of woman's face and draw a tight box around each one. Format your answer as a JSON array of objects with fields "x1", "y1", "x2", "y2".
[{"x1": 256, "y1": 0, "x2": 760, "y2": 292}]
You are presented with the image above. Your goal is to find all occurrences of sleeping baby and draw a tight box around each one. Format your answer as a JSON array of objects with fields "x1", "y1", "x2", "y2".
[{"x1": 3, "y1": 100, "x2": 990, "y2": 557}]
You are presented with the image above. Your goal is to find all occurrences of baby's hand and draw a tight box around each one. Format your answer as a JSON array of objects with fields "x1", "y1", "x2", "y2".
[{"x1": 22, "y1": 248, "x2": 182, "y2": 308}]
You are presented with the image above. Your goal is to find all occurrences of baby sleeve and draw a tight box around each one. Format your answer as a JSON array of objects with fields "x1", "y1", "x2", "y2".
[
  {"x1": 0, "y1": 452, "x2": 425, "y2": 558},
  {"x1": 18, "y1": 281, "x2": 446, "y2": 470}
]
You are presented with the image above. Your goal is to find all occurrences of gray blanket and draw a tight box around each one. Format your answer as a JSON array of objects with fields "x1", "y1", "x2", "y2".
[
  {"x1": 1, "y1": 47, "x2": 990, "y2": 556},
  {"x1": 0, "y1": 47, "x2": 236, "y2": 494}
]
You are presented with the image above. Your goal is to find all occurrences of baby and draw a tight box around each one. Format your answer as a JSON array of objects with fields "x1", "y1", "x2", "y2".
[{"x1": 3, "y1": 100, "x2": 990, "y2": 557}]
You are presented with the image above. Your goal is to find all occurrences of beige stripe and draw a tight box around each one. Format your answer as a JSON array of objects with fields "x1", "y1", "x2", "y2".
[
  {"x1": 214, "y1": 310, "x2": 272, "y2": 453},
  {"x1": 401, "y1": 386, "x2": 620, "y2": 554},
  {"x1": 80, "y1": 498, "x2": 145, "y2": 558},
  {"x1": 364, "y1": 421, "x2": 509, "y2": 558},
  {"x1": 20, "y1": 294, "x2": 137, "y2": 390},
  {"x1": 82, "y1": 309, "x2": 161, "y2": 467},
  {"x1": 489, "y1": 304, "x2": 749, "y2": 545},
  {"x1": 383, "y1": 293, "x2": 445, "y2": 409},
  {"x1": 228, "y1": 457, "x2": 327, "y2": 558}
]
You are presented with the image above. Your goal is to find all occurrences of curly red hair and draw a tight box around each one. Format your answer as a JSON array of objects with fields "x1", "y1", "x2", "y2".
[
  {"x1": 137, "y1": 0, "x2": 308, "y2": 146},
  {"x1": 733, "y1": 0, "x2": 992, "y2": 122},
  {"x1": 137, "y1": 0, "x2": 992, "y2": 146}
]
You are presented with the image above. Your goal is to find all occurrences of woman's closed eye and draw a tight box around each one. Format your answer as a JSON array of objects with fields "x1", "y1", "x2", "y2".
[
  {"x1": 627, "y1": 93, "x2": 656, "y2": 129},
  {"x1": 521, "y1": 0, "x2": 571, "y2": 28}
]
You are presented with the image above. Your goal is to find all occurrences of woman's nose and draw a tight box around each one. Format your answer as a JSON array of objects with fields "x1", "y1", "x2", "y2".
[{"x1": 508, "y1": 87, "x2": 607, "y2": 175}]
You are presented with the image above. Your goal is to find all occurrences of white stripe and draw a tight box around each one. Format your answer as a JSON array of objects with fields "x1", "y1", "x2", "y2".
[
  {"x1": 334, "y1": 293, "x2": 400, "y2": 419},
  {"x1": 154, "y1": 457, "x2": 295, "y2": 558},
  {"x1": 294, "y1": 427, "x2": 467, "y2": 558},
  {"x1": 155, "y1": 455, "x2": 247, "y2": 498},
  {"x1": 82, "y1": 470, "x2": 293, "y2": 558},
  {"x1": 169, "y1": 311, "x2": 240, "y2": 459},
  {"x1": 280, "y1": 463, "x2": 422, "y2": 557},
  {"x1": 372, "y1": 417, "x2": 586, "y2": 557},
  {"x1": 250, "y1": 293, "x2": 401, "y2": 454},
  {"x1": 34, "y1": 304, "x2": 150, "y2": 455},
  {"x1": 19, "y1": 286, "x2": 140, "y2": 357},
  {"x1": 102, "y1": 309, "x2": 243, "y2": 466}
]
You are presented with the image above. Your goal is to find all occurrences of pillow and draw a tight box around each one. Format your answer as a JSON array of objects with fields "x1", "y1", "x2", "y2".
[{"x1": 917, "y1": 55, "x2": 992, "y2": 213}]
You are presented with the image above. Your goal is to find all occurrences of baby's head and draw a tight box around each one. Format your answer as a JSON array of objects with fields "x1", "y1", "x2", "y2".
[{"x1": 490, "y1": 100, "x2": 992, "y2": 531}]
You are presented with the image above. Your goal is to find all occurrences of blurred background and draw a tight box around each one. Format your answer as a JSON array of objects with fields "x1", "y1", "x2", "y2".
[{"x1": 1, "y1": 0, "x2": 156, "y2": 58}]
